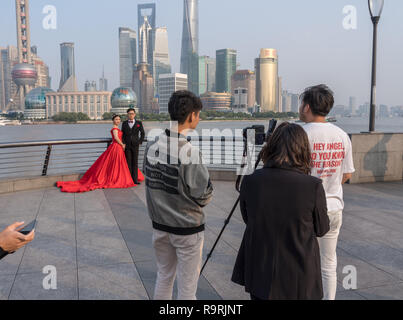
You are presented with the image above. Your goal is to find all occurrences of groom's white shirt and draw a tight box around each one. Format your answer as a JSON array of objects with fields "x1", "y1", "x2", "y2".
[{"x1": 128, "y1": 119, "x2": 136, "y2": 129}]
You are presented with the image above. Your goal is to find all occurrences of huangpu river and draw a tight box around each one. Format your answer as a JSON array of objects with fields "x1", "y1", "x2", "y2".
[{"x1": 0, "y1": 117, "x2": 403, "y2": 143}]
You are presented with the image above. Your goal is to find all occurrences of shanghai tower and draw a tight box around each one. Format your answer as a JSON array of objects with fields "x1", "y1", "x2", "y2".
[{"x1": 180, "y1": 0, "x2": 199, "y2": 94}]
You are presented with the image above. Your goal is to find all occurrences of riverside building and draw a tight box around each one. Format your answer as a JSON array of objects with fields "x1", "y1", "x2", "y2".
[{"x1": 46, "y1": 91, "x2": 112, "y2": 120}]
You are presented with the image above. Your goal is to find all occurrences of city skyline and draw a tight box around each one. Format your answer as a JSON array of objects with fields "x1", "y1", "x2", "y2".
[{"x1": 1, "y1": 0, "x2": 403, "y2": 107}]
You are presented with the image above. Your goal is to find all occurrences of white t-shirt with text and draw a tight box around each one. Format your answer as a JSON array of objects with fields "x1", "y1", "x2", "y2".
[{"x1": 303, "y1": 122, "x2": 355, "y2": 212}]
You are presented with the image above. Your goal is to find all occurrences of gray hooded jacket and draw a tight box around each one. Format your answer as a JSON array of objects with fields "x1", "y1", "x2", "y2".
[{"x1": 143, "y1": 129, "x2": 213, "y2": 235}]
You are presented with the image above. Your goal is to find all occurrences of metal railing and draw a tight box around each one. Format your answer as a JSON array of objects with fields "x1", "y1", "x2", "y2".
[
  {"x1": 0, "y1": 138, "x2": 111, "y2": 179},
  {"x1": 0, "y1": 136, "x2": 263, "y2": 180}
]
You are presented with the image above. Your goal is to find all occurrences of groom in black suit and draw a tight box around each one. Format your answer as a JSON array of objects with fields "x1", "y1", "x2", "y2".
[{"x1": 122, "y1": 107, "x2": 145, "y2": 185}]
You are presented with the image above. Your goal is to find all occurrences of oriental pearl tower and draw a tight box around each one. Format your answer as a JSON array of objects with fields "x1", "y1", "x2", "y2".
[{"x1": 7, "y1": 0, "x2": 37, "y2": 111}]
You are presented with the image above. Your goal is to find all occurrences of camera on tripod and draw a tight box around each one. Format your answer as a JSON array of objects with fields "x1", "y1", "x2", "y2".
[
  {"x1": 201, "y1": 119, "x2": 278, "y2": 275},
  {"x1": 242, "y1": 125, "x2": 266, "y2": 145},
  {"x1": 238, "y1": 120, "x2": 278, "y2": 187}
]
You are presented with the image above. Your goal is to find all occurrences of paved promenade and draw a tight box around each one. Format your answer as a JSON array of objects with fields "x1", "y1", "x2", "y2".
[{"x1": 0, "y1": 180, "x2": 402, "y2": 300}]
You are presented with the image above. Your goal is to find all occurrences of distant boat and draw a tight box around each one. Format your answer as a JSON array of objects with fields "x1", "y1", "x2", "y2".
[{"x1": 326, "y1": 117, "x2": 337, "y2": 123}]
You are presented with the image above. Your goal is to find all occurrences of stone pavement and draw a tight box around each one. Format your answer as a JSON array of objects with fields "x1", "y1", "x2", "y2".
[{"x1": 0, "y1": 180, "x2": 402, "y2": 300}]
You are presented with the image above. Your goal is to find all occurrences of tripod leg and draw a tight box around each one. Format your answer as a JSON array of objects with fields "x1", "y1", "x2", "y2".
[{"x1": 200, "y1": 196, "x2": 240, "y2": 275}]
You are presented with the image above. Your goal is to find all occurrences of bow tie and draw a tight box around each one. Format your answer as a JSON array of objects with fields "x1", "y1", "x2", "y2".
[{"x1": 129, "y1": 121, "x2": 134, "y2": 123}]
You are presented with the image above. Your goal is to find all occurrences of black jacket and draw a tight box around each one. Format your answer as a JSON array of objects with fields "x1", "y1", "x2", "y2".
[
  {"x1": 121, "y1": 120, "x2": 145, "y2": 148},
  {"x1": 231, "y1": 161, "x2": 330, "y2": 300}
]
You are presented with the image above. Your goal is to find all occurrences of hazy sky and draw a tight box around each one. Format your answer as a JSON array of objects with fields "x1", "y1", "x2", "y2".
[{"x1": 1, "y1": 0, "x2": 402, "y2": 107}]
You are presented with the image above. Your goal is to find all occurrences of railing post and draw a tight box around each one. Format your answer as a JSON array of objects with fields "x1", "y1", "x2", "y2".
[{"x1": 42, "y1": 145, "x2": 52, "y2": 176}]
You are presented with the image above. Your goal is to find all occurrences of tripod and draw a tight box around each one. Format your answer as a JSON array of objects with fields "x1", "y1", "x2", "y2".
[{"x1": 200, "y1": 119, "x2": 277, "y2": 275}]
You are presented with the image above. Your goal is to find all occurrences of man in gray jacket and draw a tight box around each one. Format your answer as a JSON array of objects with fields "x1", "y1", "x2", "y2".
[{"x1": 144, "y1": 90, "x2": 213, "y2": 300}]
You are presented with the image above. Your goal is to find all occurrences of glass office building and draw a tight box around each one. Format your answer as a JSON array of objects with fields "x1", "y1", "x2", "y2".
[
  {"x1": 119, "y1": 27, "x2": 137, "y2": 88},
  {"x1": 198, "y1": 56, "x2": 215, "y2": 96},
  {"x1": 216, "y1": 49, "x2": 237, "y2": 93},
  {"x1": 59, "y1": 43, "x2": 77, "y2": 92}
]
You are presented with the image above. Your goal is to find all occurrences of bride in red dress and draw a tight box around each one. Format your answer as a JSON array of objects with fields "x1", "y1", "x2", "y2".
[{"x1": 57, "y1": 115, "x2": 144, "y2": 193}]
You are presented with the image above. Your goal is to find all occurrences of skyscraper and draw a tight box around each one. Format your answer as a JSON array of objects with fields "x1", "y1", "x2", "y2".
[
  {"x1": 206, "y1": 57, "x2": 216, "y2": 92},
  {"x1": 59, "y1": 42, "x2": 78, "y2": 92},
  {"x1": 349, "y1": 96, "x2": 357, "y2": 115},
  {"x1": 0, "y1": 47, "x2": 17, "y2": 111},
  {"x1": 277, "y1": 76, "x2": 282, "y2": 112},
  {"x1": 233, "y1": 88, "x2": 248, "y2": 113},
  {"x1": 231, "y1": 70, "x2": 256, "y2": 109},
  {"x1": 180, "y1": 0, "x2": 199, "y2": 94},
  {"x1": 139, "y1": 16, "x2": 152, "y2": 65},
  {"x1": 255, "y1": 48, "x2": 279, "y2": 112},
  {"x1": 0, "y1": 47, "x2": 7, "y2": 110},
  {"x1": 133, "y1": 63, "x2": 154, "y2": 113},
  {"x1": 138, "y1": 3, "x2": 156, "y2": 66},
  {"x1": 197, "y1": 56, "x2": 216, "y2": 95},
  {"x1": 99, "y1": 66, "x2": 108, "y2": 91},
  {"x1": 119, "y1": 27, "x2": 137, "y2": 88},
  {"x1": 291, "y1": 93, "x2": 299, "y2": 113},
  {"x1": 138, "y1": 3, "x2": 156, "y2": 36},
  {"x1": 197, "y1": 56, "x2": 207, "y2": 96},
  {"x1": 216, "y1": 49, "x2": 237, "y2": 93},
  {"x1": 158, "y1": 73, "x2": 188, "y2": 114},
  {"x1": 150, "y1": 27, "x2": 172, "y2": 96},
  {"x1": 31, "y1": 48, "x2": 50, "y2": 89},
  {"x1": 282, "y1": 91, "x2": 292, "y2": 112}
]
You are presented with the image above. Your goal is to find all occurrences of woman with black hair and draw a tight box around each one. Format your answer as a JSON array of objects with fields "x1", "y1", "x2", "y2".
[
  {"x1": 231, "y1": 122, "x2": 330, "y2": 300},
  {"x1": 56, "y1": 114, "x2": 143, "y2": 193}
]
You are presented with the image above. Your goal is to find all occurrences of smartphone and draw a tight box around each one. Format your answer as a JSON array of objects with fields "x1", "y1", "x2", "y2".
[{"x1": 19, "y1": 220, "x2": 36, "y2": 235}]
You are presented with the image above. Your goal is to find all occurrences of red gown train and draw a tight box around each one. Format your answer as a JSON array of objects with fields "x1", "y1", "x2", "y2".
[{"x1": 57, "y1": 128, "x2": 144, "y2": 193}]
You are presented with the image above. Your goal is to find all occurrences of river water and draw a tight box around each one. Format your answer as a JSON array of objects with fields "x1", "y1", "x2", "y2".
[{"x1": 1, "y1": 117, "x2": 402, "y2": 143}]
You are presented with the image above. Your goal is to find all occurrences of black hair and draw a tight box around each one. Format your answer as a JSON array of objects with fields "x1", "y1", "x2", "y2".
[
  {"x1": 300, "y1": 84, "x2": 334, "y2": 117},
  {"x1": 112, "y1": 114, "x2": 120, "y2": 121},
  {"x1": 127, "y1": 108, "x2": 136, "y2": 114},
  {"x1": 261, "y1": 122, "x2": 311, "y2": 175},
  {"x1": 168, "y1": 90, "x2": 203, "y2": 124}
]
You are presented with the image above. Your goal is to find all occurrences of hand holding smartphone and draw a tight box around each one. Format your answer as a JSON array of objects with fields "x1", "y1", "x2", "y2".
[{"x1": 18, "y1": 219, "x2": 36, "y2": 235}]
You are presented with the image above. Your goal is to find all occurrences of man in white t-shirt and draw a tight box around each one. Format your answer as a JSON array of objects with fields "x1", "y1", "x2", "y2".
[{"x1": 299, "y1": 84, "x2": 355, "y2": 300}]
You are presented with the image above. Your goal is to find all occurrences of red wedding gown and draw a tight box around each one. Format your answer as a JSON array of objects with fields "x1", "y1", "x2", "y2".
[{"x1": 57, "y1": 128, "x2": 144, "y2": 193}]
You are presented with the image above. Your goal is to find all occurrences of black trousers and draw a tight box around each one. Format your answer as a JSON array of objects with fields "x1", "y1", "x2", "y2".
[{"x1": 125, "y1": 145, "x2": 139, "y2": 183}]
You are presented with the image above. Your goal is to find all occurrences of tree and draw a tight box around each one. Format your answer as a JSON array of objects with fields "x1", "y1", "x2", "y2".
[
  {"x1": 52, "y1": 112, "x2": 90, "y2": 123},
  {"x1": 5, "y1": 112, "x2": 24, "y2": 120},
  {"x1": 76, "y1": 112, "x2": 90, "y2": 121},
  {"x1": 102, "y1": 112, "x2": 114, "y2": 120}
]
